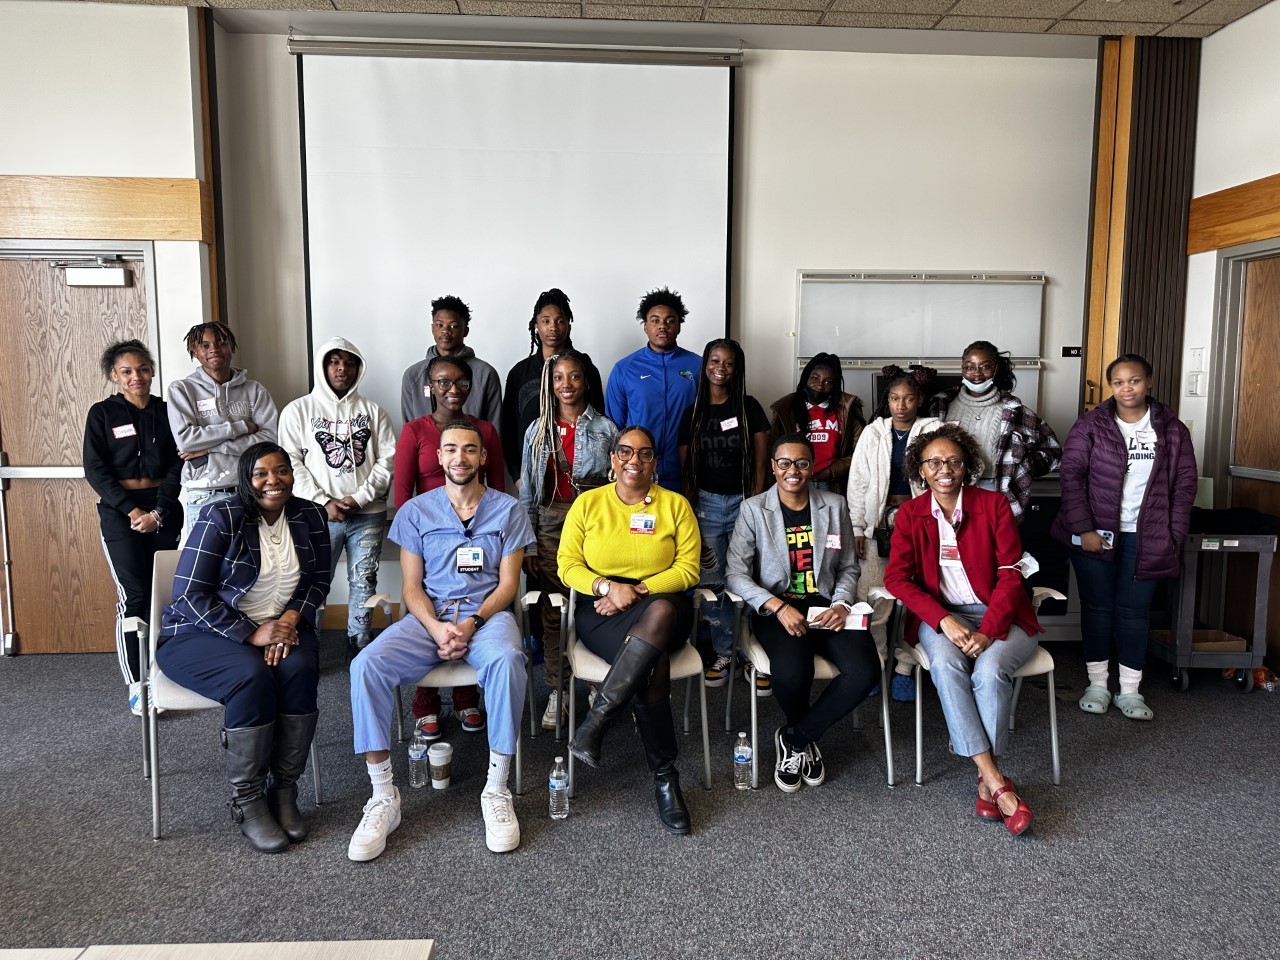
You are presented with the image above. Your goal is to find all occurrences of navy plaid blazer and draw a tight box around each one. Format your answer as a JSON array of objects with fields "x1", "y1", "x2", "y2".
[{"x1": 160, "y1": 496, "x2": 332, "y2": 644}]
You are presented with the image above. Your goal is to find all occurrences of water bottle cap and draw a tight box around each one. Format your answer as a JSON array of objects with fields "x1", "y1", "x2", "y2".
[{"x1": 555, "y1": 756, "x2": 564, "y2": 762}]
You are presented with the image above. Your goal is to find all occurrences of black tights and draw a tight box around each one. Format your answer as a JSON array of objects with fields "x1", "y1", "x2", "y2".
[{"x1": 629, "y1": 599, "x2": 678, "y2": 705}]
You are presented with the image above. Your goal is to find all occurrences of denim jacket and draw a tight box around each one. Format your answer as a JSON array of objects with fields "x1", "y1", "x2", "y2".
[{"x1": 518, "y1": 406, "x2": 618, "y2": 527}]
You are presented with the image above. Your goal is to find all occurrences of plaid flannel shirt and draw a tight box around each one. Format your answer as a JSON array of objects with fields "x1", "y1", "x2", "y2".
[
  {"x1": 928, "y1": 388, "x2": 1062, "y2": 523},
  {"x1": 160, "y1": 496, "x2": 332, "y2": 643}
]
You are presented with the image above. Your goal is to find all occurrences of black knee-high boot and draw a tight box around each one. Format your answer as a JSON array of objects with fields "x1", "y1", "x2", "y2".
[
  {"x1": 267, "y1": 712, "x2": 318, "y2": 843},
  {"x1": 633, "y1": 699, "x2": 691, "y2": 835},
  {"x1": 569, "y1": 636, "x2": 663, "y2": 768},
  {"x1": 223, "y1": 723, "x2": 289, "y2": 854}
]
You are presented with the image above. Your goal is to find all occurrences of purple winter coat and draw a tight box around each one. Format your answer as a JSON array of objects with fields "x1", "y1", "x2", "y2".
[{"x1": 1050, "y1": 397, "x2": 1198, "y2": 580}]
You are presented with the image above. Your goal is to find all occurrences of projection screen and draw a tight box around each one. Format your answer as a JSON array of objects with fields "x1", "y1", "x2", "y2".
[{"x1": 299, "y1": 53, "x2": 733, "y2": 432}]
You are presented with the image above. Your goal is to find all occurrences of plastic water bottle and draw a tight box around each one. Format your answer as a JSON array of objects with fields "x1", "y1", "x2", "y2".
[
  {"x1": 549, "y1": 757, "x2": 570, "y2": 819},
  {"x1": 408, "y1": 734, "x2": 430, "y2": 789},
  {"x1": 733, "y1": 732, "x2": 752, "y2": 790}
]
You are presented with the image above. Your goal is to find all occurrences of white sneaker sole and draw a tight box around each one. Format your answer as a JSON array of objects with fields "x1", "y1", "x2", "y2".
[
  {"x1": 486, "y1": 826, "x2": 521, "y2": 853},
  {"x1": 347, "y1": 806, "x2": 401, "y2": 862}
]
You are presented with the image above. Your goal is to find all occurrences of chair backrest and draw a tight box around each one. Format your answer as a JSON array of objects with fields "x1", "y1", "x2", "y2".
[{"x1": 148, "y1": 549, "x2": 183, "y2": 659}]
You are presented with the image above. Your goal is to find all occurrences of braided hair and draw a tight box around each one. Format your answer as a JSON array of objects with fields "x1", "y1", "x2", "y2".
[
  {"x1": 528, "y1": 350, "x2": 592, "y2": 505},
  {"x1": 526, "y1": 288, "x2": 574, "y2": 356},
  {"x1": 872, "y1": 363, "x2": 936, "y2": 419},
  {"x1": 683, "y1": 339, "x2": 754, "y2": 496},
  {"x1": 183, "y1": 321, "x2": 237, "y2": 359},
  {"x1": 962, "y1": 340, "x2": 1017, "y2": 392}
]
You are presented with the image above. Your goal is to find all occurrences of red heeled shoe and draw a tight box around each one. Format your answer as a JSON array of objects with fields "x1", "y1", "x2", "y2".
[
  {"x1": 991, "y1": 781, "x2": 1032, "y2": 836},
  {"x1": 975, "y1": 775, "x2": 1009, "y2": 822}
]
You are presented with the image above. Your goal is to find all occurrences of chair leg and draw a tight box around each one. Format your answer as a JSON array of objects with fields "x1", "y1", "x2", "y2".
[
  {"x1": 699, "y1": 676, "x2": 711, "y2": 790},
  {"x1": 309, "y1": 741, "x2": 323, "y2": 805},
  {"x1": 515, "y1": 728, "x2": 524, "y2": 796},
  {"x1": 1009, "y1": 676, "x2": 1024, "y2": 731},
  {"x1": 527, "y1": 654, "x2": 538, "y2": 740},
  {"x1": 567, "y1": 676, "x2": 577, "y2": 799},
  {"x1": 149, "y1": 703, "x2": 161, "y2": 841},
  {"x1": 881, "y1": 662, "x2": 895, "y2": 788},
  {"x1": 914, "y1": 663, "x2": 924, "y2": 787},
  {"x1": 395, "y1": 685, "x2": 406, "y2": 743},
  {"x1": 683, "y1": 676, "x2": 692, "y2": 734},
  {"x1": 724, "y1": 608, "x2": 739, "y2": 733},
  {"x1": 750, "y1": 663, "x2": 759, "y2": 790},
  {"x1": 1047, "y1": 669, "x2": 1061, "y2": 786},
  {"x1": 139, "y1": 630, "x2": 152, "y2": 781}
]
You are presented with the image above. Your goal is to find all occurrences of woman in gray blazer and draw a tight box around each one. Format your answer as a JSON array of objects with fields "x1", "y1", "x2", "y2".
[{"x1": 726, "y1": 433, "x2": 881, "y2": 793}]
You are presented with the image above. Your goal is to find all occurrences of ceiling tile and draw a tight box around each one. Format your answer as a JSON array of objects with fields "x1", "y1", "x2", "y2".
[
  {"x1": 331, "y1": 1, "x2": 459, "y2": 12},
  {"x1": 822, "y1": 12, "x2": 942, "y2": 26},
  {"x1": 1159, "y1": 21, "x2": 1221, "y2": 34},
  {"x1": 582, "y1": 4, "x2": 705, "y2": 19},
  {"x1": 209, "y1": 0, "x2": 337, "y2": 9},
  {"x1": 1180, "y1": 0, "x2": 1273, "y2": 24},
  {"x1": 947, "y1": 0, "x2": 1080, "y2": 15},
  {"x1": 1064, "y1": 0, "x2": 1211, "y2": 23},
  {"x1": 705, "y1": 8, "x2": 825, "y2": 22},
  {"x1": 710, "y1": 0, "x2": 826, "y2": 11},
  {"x1": 1047, "y1": 18, "x2": 1167, "y2": 33},
  {"x1": 934, "y1": 15, "x2": 1055, "y2": 32},
  {"x1": 458, "y1": 1, "x2": 580, "y2": 14},
  {"x1": 827, "y1": 0, "x2": 954, "y2": 12}
]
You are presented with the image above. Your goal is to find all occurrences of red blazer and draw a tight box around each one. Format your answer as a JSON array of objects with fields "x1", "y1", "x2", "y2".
[{"x1": 883, "y1": 485, "x2": 1041, "y2": 646}]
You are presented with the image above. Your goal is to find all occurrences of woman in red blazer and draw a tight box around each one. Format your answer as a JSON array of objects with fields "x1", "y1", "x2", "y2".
[{"x1": 884, "y1": 424, "x2": 1042, "y2": 836}]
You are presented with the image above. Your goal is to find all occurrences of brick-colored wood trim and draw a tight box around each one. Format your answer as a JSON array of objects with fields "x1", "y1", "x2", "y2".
[
  {"x1": 0, "y1": 175, "x2": 212, "y2": 243},
  {"x1": 1187, "y1": 171, "x2": 1280, "y2": 255}
]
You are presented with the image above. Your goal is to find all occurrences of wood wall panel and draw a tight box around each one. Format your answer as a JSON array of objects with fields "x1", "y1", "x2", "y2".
[
  {"x1": 1233, "y1": 256, "x2": 1280, "y2": 472},
  {"x1": 1187, "y1": 172, "x2": 1280, "y2": 255},
  {"x1": 1083, "y1": 39, "x2": 1122, "y2": 412},
  {"x1": 0, "y1": 176, "x2": 212, "y2": 243}
]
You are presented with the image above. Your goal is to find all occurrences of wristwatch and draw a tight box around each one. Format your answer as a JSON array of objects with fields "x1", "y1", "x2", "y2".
[
  {"x1": 467, "y1": 614, "x2": 486, "y2": 631},
  {"x1": 595, "y1": 579, "x2": 611, "y2": 598}
]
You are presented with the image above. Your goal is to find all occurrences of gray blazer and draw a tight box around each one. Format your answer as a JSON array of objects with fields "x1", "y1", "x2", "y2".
[{"x1": 725, "y1": 486, "x2": 860, "y2": 614}]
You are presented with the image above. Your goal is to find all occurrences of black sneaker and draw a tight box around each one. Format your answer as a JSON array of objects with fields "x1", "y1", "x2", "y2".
[
  {"x1": 802, "y1": 741, "x2": 825, "y2": 787},
  {"x1": 773, "y1": 727, "x2": 804, "y2": 793}
]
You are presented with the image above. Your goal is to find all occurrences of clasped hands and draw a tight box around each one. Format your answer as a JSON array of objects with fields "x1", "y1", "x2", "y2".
[
  {"x1": 426, "y1": 616, "x2": 478, "y2": 661},
  {"x1": 776, "y1": 602, "x2": 847, "y2": 638},
  {"x1": 325, "y1": 496, "x2": 360, "y2": 522},
  {"x1": 250, "y1": 610, "x2": 302, "y2": 666},
  {"x1": 595, "y1": 581, "x2": 648, "y2": 616},
  {"x1": 939, "y1": 614, "x2": 992, "y2": 658}
]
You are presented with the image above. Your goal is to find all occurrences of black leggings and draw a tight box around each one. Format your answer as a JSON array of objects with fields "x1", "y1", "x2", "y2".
[
  {"x1": 753, "y1": 613, "x2": 881, "y2": 746},
  {"x1": 577, "y1": 592, "x2": 694, "y2": 704}
]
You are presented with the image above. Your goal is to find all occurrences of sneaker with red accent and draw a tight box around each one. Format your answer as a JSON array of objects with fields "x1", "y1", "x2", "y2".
[
  {"x1": 459, "y1": 707, "x2": 486, "y2": 733},
  {"x1": 415, "y1": 713, "x2": 442, "y2": 742}
]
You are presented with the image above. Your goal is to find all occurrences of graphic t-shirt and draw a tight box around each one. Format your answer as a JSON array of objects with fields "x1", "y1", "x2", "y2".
[
  {"x1": 806, "y1": 403, "x2": 841, "y2": 477},
  {"x1": 1116, "y1": 409, "x2": 1156, "y2": 533},
  {"x1": 780, "y1": 502, "x2": 816, "y2": 600},
  {"x1": 678, "y1": 396, "x2": 769, "y2": 495}
]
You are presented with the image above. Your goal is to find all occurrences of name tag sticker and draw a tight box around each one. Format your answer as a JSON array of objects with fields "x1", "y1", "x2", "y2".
[
  {"x1": 1137, "y1": 429, "x2": 1156, "y2": 444},
  {"x1": 719, "y1": 416, "x2": 739, "y2": 431},
  {"x1": 629, "y1": 513, "x2": 656, "y2": 535},
  {"x1": 456, "y1": 546, "x2": 483, "y2": 573},
  {"x1": 424, "y1": 385, "x2": 431, "y2": 399},
  {"x1": 196, "y1": 397, "x2": 217, "y2": 413},
  {"x1": 825, "y1": 533, "x2": 841, "y2": 549},
  {"x1": 112, "y1": 423, "x2": 138, "y2": 439},
  {"x1": 940, "y1": 543, "x2": 963, "y2": 566}
]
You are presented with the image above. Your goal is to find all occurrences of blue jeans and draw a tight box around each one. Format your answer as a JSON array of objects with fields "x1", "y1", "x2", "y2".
[
  {"x1": 915, "y1": 603, "x2": 1039, "y2": 758},
  {"x1": 329, "y1": 511, "x2": 387, "y2": 641},
  {"x1": 695, "y1": 490, "x2": 741, "y2": 657},
  {"x1": 1070, "y1": 532, "x2": 1159, "y2": 671},
  {"x1": 182, "y1": 488, "x2": 236, "y2": 542}
]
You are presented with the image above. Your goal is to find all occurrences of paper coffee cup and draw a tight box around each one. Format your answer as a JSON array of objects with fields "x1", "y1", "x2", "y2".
[{"x1": 429, "y1": 742, "x2": 453, "y2": 789}]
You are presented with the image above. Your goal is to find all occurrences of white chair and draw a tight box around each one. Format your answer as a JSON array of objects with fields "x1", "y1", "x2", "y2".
[
  {"x1": 562, "y1": 589, "x2": 713, "y2": 798},
  {"x1": 364, "y1": 588, "x2": 540, "y2": 796},
  {"x1": 139, "y1": 550, "x2": 323, "y2": 841},
  {"x1": 874, "y1": 585, "x2": 1063, "y2": 787},
  {"x1": 724, "y1": 590, "x2": 895, "y2": 789}
]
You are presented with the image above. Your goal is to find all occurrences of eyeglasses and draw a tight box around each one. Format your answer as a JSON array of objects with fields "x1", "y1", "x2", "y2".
[
  {"x1": 922, "y1": 457, "x2": 966, "y2": 471},
  {"x1": 430, "y1": 378, "x2": 471, "y2": 392},
  {"x1": 773, "y1": 457, "x2": 812, "y2": 471},
  {"x1": 961, "y1": 362, "x2": 996, "y2": 375},
  {"x1": 614, "y1": 445, "x2": 656, "y2": 463}
]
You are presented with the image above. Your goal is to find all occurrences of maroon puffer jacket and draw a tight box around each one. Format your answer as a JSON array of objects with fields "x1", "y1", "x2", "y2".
[{"x1": 1050, "y1": 397, "x2": 1198, "y2": 579}]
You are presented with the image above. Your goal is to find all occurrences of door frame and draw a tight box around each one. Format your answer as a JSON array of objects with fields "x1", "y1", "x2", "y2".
[{"x1": 1204, "y1": 236, "x2": 1280, "y2": 508}]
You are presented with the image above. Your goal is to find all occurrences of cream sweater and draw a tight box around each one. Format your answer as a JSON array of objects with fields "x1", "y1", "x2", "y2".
[{"x1": 845, "y1": 416, "x2": 940, "y2": 538}]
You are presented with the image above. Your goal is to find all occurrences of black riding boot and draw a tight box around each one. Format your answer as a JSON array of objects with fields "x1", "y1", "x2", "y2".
[
  {"x1": 267, "y1": 712, "x2": 318, "y2": 843},
  {"x1": 223, "y1": 723, "x2": 289, "y2": 854},
  {"x1": 633, "y1": 698, "x2": 691, "y2": 835},
  {"x1": 569, "y1": 636, "x2": 663, "y2": 768}
]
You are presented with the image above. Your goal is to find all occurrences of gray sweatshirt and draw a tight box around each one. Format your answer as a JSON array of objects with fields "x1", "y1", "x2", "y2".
[
  {"x1": 400, "y1": 345, "x2": 502, "y2": 429},
  {"x1": 166, "y1": 366, "x2": 278, "y2": 490}
]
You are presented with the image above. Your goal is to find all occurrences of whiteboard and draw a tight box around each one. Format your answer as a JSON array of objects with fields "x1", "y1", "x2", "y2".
[{"x1": 797, "y1": 272, "x2": 1045, "y2": 360}]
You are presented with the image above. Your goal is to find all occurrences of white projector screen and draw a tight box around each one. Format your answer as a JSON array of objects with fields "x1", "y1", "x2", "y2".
[{"x1": 299, "y1": 54, "x2": 733, "y2": 431}]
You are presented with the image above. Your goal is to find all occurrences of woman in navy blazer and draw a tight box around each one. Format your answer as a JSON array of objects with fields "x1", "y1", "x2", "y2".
[
  {"x1": 884, "y1": 424, "x2": 1041, "y2": 836},
  {"x1": 158, "y1": 442, "x2": 331, "y2": 854},
  {"x1": 725, "y1": 433, "x2": 879, "y2": 793}
]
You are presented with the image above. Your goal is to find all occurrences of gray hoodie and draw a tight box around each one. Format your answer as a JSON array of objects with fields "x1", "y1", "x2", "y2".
[
  {"x1": 167, "y1": 365, "x2": 278, "y2": 490},
  {"x1": 278, "y1": 337, "x2": 396, "y2": 515},
  {"x1": 400, "y1": 345, "x2": 502, "y2": 429}
]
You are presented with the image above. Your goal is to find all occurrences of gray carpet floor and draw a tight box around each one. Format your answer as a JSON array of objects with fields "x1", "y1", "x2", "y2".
[{"x1": 2, "y1": 635, "x2": 1278, "y2": 959}]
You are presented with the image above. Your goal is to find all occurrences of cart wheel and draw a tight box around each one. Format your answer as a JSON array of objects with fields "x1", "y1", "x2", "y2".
[
  {"x1": 1172, "y1": 669, "x2": 1190, "y2": 692},
  {"x1": 1235, "y1": 669, "x2": 1255, "y2": 693}
]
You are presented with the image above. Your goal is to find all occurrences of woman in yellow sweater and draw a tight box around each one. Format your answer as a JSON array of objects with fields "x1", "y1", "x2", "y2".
[{"x1": 558, "y1": 425, "x2": 701, "y2": 834}]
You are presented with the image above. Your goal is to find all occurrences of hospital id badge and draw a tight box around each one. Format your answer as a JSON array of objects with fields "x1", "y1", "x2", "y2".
[
  {"x1": 939, "y1": 543, "x2": 963, "y2": 567},
  {"x1": 630, "y1": 513, "x2": 656, "y2": 535},
  {"x1": 456, "y1": 546, "x2": 483, "y2": 573}
]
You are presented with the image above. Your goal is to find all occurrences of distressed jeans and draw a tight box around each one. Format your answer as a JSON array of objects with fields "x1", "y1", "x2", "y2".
[{"x1": 329, "y1": 511, "x2": 387, "y2": 641}]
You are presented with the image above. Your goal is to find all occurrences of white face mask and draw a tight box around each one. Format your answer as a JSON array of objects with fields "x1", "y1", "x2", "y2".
[{"x1": 962, "y1": 377, "x2": 996, "y2": 395}]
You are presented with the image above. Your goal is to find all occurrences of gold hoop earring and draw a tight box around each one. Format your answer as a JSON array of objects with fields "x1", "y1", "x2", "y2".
[{"x1": 607, "y1": 467, "x2": 616, "y2": 482}]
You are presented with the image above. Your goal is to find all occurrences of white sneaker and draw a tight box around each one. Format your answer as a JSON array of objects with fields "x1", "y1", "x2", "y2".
[
  {"x1": 541, "y1": 690, "x2": 565, "y2": 731},
  {"x1": 348, "y1": 787, "x2": 402, "y2": 862},
  {"x1": 129, "y1": 681, "x2": 144, "y2": 717},
  {"x1": 481, "y1": 787, "x2": 521, "y2": 853}
]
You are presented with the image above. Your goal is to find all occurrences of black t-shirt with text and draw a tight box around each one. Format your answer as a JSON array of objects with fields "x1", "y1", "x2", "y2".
[{"x1": 678, "y1": 396, "x2": 769, "y2": 496}]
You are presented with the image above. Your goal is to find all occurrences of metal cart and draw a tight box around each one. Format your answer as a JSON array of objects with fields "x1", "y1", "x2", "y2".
[{"x1": 1148, "y1": 533, "x2": 1276, "y2": 692}]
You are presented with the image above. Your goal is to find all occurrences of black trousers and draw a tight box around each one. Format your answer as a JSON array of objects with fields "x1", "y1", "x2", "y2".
[{"x1": 98, "y1": 489, "x2": 179, "y2": 683}]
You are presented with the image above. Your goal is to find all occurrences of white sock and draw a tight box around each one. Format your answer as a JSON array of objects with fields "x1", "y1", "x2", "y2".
[
  {"x1": 1086, "y1": 660, "x2": 1110, "y2": 689},
  {"x1": 367, "y1": 758, "x2": 395, "y2": 800},
  {"x1": 486, "y1": 751, "x2": 512, "y2": 793},
  {"x1": 1119, "y1": 665, "x2": 1143, "y2": 696}
]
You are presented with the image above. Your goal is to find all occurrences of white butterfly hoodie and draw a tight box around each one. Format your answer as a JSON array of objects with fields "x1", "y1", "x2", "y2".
[{"x1": 278, "y1": 337, "x2": 397, "y2": 516}]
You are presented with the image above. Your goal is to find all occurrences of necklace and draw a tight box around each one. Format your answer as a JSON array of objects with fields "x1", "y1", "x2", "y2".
[
  {"x1": 893, "y1": 427, "x2": 910, "y2": 440},
  {"x1": 263, "y1": 516, "x2": 284, "y2": 544}
]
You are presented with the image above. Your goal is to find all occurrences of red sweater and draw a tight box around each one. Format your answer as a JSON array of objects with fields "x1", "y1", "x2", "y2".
[
  {"x1": 393, "y1": 415, "x2": 505, "y2": 507},
  {"x1": 883, "y1": 485, "x2": 1041, "y2": 645}
]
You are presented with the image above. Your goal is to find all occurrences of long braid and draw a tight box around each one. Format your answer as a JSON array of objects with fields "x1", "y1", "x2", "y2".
[
  {"x1": 684, "y1": 339, "x2": 753, "y2": 496},
  {"x1": 530, "y1": 349, "x2": 589, "y2": 507}
]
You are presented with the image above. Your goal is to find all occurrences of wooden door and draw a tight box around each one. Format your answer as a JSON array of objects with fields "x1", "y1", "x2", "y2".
[
  {"x1": 0, "y1": 257, "x2": 149, "y2": 653},
  {"x1": 1225, "y1": 255, "x2": 1280, "y2": 667}
]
